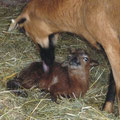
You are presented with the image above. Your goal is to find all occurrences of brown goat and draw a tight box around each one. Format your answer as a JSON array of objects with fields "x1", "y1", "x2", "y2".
[
  {"x1": 7, "y1": 49, "x2": 98, "y2": 101},
  {"x1": 8, "y1": 0, "x2": 120, "y2": 113}
]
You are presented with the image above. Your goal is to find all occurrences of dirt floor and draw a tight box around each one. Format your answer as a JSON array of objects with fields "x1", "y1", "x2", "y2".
[{"x1": 0, "y1": 3, "x2": 119, "y2": 120}]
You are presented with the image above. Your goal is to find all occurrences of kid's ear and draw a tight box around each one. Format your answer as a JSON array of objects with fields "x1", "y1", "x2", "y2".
[
  {"x1": 68, "y1": 47, "x2": 76, "y2": 54},
  {"x1": 90, "y1": 60, "x2": 99, "y2": 67}
]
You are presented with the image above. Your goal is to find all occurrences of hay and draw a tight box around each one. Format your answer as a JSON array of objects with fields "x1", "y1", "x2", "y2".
[{"x1": 0, "y1": 5, "x2": 119, "y2": 120}]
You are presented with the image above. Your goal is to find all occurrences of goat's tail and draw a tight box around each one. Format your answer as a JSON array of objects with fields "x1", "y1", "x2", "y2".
[{"x1": 8, "y1": 14, "x2": 27, "y2": 32}]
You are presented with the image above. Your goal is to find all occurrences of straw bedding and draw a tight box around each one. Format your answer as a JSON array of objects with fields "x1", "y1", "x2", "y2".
[{"x1": 0, "y1": 4, "x2": 119, "y2": 120}]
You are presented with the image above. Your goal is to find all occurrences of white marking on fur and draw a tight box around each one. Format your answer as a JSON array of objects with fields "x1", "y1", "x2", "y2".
[
  {"x1": 48, "y1": 76, "x2": 58, "y2": 91},
  {"x1": 43, "y1": 62, "x2": 49, "y2": 72},
  {"x1": 8, "y1": 19, "x2": 17, "y2": 31},
  {"x1": 82, "y1": 55, "x2": 88, "y2": 58},
  {"x1": 51, "y1": 76, "x2": 58, "y2": 85},
  {"x1": 52, "y1": 33, "x2": 59, "y2": 45},
  {"x1": 11, "y1": 19, "x2": 15, "y2": 23},
  {"x1": 48, "y1": 87, "x2": 50, "y2": 91}
]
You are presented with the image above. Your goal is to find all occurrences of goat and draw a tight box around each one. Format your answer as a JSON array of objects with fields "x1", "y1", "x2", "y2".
[
  {"x1": 8, "y1": 0, "x2": 120, "y2": 113},
  {"x1": 7, "y1": 49, "x2": 98, "y2": 101}
]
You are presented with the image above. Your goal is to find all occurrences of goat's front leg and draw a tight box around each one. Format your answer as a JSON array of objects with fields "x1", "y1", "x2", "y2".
[{"x1": 38, "y1": 34, "x2": 59, "y2": 72}]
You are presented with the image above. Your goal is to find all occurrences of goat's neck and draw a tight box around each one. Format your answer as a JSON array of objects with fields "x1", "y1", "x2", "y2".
[{"x1": 68, "y1": 67, "x2": 89, "y2": 83}]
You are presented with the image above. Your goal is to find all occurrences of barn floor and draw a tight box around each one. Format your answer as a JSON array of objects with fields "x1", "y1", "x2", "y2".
[{"x1": 0, "y1": 4, "x2": 119, "y2": 120}]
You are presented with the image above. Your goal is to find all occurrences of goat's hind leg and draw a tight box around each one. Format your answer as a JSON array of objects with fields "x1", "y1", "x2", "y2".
[
  {"x1": 86, "y1": 12, "x2": 120, "y2": 113},
  {"x1": 103, "y1": 70, "x2": 116, "y2": 113},
  {"x1": 7, "y1": 78, "x2": 28, "y2": 97},
  {"x1": 96, "y1": 31, "x2": 120, "y2": 113},
  {"x1": 104, "y1": 40, "x2": 120, "y2": 114}
]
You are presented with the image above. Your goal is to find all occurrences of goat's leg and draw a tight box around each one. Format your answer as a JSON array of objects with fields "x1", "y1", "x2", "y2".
[
  {"x1": 104, "y1": 42, "x2": 120, "y2": 114},
  {"x1": 103, "y1": 70, "x2": 116, "y2": 113},
  {"x1": 38, "y1": 34, "x2": 55, "y2": 66},
  {"x1": 38, "y1": 34, "x2": 59, "y2": 72},
  {"x1": 97, "y1": 33, "x2": 120, "y2": 113},
  {"x1": 95, "y1": 30, "x2": 120, "y2": 113},
  {"x1": 85, "y1": 11, "x2": 120, "y2": 113},
  {"x1": 7, "y1": 79, "x2": 28, "y2": 97},
  {"x1": 49, "y1": 85, "x2": 58, "y2": 102}
]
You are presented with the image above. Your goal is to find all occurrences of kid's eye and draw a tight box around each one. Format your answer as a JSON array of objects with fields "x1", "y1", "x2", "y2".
[{"x1": 83, "y1": 57, "x2": 88, "y2": 62}]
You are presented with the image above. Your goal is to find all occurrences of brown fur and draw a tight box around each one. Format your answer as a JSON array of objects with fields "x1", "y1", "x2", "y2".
[
  {"x1": 8, "y1": 0, "x2": 120, "y2": 113},
  {"x1": 7, "y1": 49, "x2": 98, "y2": 101}
]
